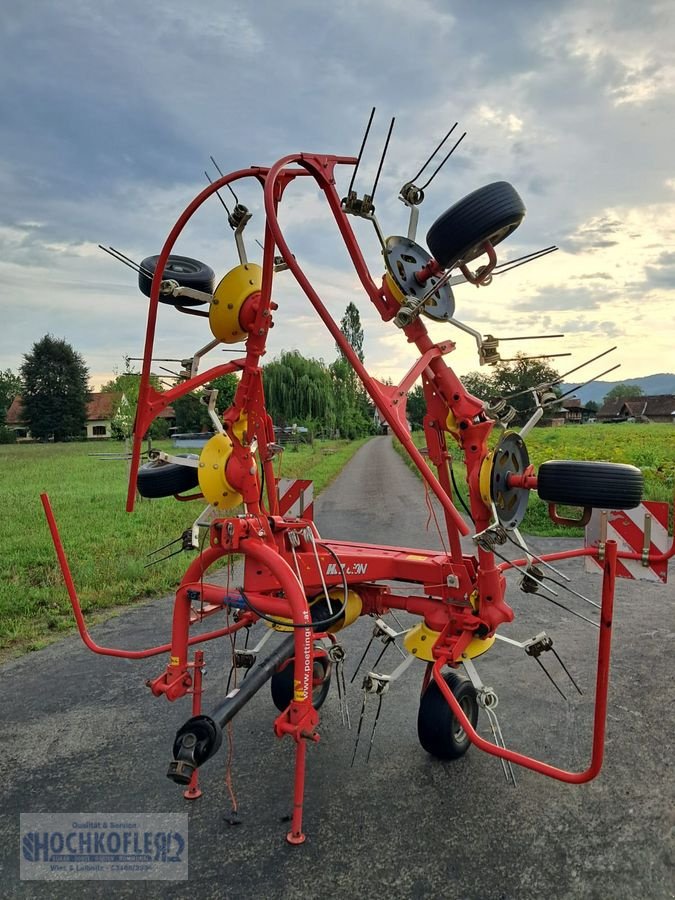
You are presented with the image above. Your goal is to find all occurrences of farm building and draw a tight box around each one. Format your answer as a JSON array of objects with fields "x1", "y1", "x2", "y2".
[
  {"x1": 6, "y1": 392, "x2": 124, "y2": 440},
  {"x1": 597, "y1": 394, "x2": 675, "y2": 424},
  {"x1": 549, "y1": 397, "x2": 597, "y2": 426}
]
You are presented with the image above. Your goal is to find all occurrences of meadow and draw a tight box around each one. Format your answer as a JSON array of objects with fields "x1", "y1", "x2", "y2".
[
  {"x1": 396, "y1": 424, "x2": 675, "y2": 536},
  {"x1": 0, "y1": 437, "x2": 368, "y2": 656}
]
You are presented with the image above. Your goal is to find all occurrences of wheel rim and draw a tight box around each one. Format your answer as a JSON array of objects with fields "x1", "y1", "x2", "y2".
[
  {"x1": 311, "y1": 660, "x2": 328, "y2": 703},
  {"x1": 452, "y1": 695, "x2": 473, "y2": 743}
]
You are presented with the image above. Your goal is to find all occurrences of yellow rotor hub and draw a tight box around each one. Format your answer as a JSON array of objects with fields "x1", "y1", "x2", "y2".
[
  {"x1": 326, "y1": 588, "x2": 362, "y2": 632},
  {"x1": 404, "y1": 621, "x2": 440, "y2": 662},
  {"x1": 198, "y1": 432, "x2": 243, "y2": 509},
  {"x1": 209, "y1": 263, "x2": 262, "y2": 343},
  {"x1": 383, "y1": 272, "x2": 405, "y2": 306},
  {"x1": 479, "y1": 450, "x2": 494, "y2": 506},
  {"x1": 404, "y1": 621, "x2": 495, "y2": 662}
]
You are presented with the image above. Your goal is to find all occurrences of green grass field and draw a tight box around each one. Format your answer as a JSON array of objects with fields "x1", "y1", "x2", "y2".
[
  {"x1": 396, "y1": 424, "x2": 675, "y2": 536},
  {"x1": 0, "y1": 437, "x2": 368, "y2": 656}
]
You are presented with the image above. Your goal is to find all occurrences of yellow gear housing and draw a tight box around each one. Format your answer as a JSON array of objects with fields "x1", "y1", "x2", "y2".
[
  {"x1": 198, "y1": 432, "x2": 244, "y2": 509},
  {"x1": 209, "y1": 263, "x2": 262, "y2": 343}
]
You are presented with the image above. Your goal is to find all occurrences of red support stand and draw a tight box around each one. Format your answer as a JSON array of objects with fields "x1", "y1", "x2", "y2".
[{"x1": 183, "y1": 650, "x2": 204, "y2": 800}]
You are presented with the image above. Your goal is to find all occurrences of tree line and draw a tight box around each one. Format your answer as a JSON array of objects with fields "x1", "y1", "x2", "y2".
[
  {"x1": 0, "y1": 303, "x2": 374, "y2": 442},
  {"x1": 2, "y1": 311, "x2": 647, "y2": 443}
]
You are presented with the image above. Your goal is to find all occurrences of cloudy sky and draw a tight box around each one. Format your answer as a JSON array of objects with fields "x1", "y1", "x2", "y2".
[{"x1": 2, "y1": 0, "x2": 673, "y2": 390}]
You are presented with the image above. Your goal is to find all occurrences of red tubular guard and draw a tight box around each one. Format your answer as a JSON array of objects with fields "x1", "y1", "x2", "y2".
[{"x1": 433, "y1": 541, "x2": 618, "y2": 782}]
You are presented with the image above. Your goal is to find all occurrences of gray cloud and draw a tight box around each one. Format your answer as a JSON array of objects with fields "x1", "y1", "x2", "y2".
[{"x1": 0, "y1": 0, "x2": 673, "y2": 381}]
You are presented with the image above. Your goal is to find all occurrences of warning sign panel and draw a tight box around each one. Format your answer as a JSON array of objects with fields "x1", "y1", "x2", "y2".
[
  {"x1": 277, "y1": 478, "x2": 314, "y2": 520},
  {"x1": 584, "y1": 501, "x2": 670, "y2": 583}
]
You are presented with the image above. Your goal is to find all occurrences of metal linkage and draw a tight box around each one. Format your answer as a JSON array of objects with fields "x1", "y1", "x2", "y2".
[
  {"x1": 145, "y1": 528, "x2": 196, "y2": 567},
  {"x1": 351, "y1": 655, "x2": 416, "y2": 765},
  {"x1": 495, "y1": 630, "x2": 583, "y2": 701},
  {"x1": 328, "y1": 644, "x2": 350, "y2": 728},
  {"x1": 350, "y1": 617, "x2": 408, "y2": 685}
]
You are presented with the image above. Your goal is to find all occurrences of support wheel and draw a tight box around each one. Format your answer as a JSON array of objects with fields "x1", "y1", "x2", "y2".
[
  {"x1": 537, "y1": 460, "x2": 643, "y2": 509},
  {"x1": 271, "y1": 655, "x2": 331, "y2": 712},
  {"x1": 137, "y1": 456, "x2": 200, "y2": 498},
  {"x1": 138, "y1": 254, "x2": 215, "y2": 305},
  {"x1": 426, "y1": 181, "x2": 525, "y2": 270},
  {"x1": 418, "y1": 671, "x2": 478, "y2": 760}
]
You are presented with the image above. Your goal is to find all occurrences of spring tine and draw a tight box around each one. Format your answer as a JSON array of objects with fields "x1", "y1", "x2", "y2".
[
  {"x1": 534, "y1": 656, "x2": 567, "y2": 701},
  {"x1": 350, "y1": 691, "x2": 368, "y2": 767},
  {"x1": 554, "y1": 346, "x2": 618, "y2": 386},
  {"x1": 509, "y1": 529, "x2": 571, "y2": 582},
  {"x1": 370, "y1": 639, "x2": 392, "y2": 671},
  {"x1": 336, "y1": 660, "x2": 346, "y2": 726},
  {"x1": 370, "y1": 116, "x2": 396, "y2": 202},
  {"x1": 347, "y1": 106, "x2": 376, "y2": 197},
  {"x1": 143, "y1": 546, "x2": 185, "y2": 568},
  {"x1": 205, "y1": 170, "x2": 232, "y2": 217},
  {"x1": 491, "y1": 245, "x2": 558, "y2": 275},
  {"x1": 408, "y1": 122, "x2": 458, "y2": 185},
  {"x1": 366, "y1": 693, "x2": 384, "y2": 763},
  {"x1": 350, "y1": 633, "x2": 375, "y2": 684},
  {"x1": 551, "y1": 647, "x2": 584, "y2": 695},
  {"x1": 419, "y1": 132, "x2": 467, "y2": 191},
  {"x1": 109, "y1": 246, "x2": 155, "y2": 279},
  {"x1": 147, "y1": 534, "x2": 183, "y2": 557},
  {"x1": 98, "y1": 245, "x2": 141, "y2": 275},
  {"x1": 209, "y1": 155, "x2": 239, "y2": 204},
  {"x1": 485, "y1": 706, "x2": 517, "y2": 786},
  {"x1": 490, "y1": 545, "x2": 601, "y2": 627},
  {"x1": 341, "y1": 665, "x2": 351, "y2": 729},
  {"x1": 492, "y1": 245, "x2": 558, "y2": 272}
]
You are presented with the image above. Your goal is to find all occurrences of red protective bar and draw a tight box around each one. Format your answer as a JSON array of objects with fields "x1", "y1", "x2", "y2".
[
  {"x1": 41, "y1": 493, "x2": 252, "y2": 658},
  {"x1": 433, "y1": 540, "x2": 618, "y2": 782}
]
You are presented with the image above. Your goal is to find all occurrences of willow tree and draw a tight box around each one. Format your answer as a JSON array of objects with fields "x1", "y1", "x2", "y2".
[{"x1": 263, "y1": 351, "x2": 336, "y2": 432}]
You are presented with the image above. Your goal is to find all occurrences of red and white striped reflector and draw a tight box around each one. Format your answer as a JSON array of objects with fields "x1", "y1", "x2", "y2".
[
  {"x1": 277, "y1": 478, "x2": 314, "y2": 520},
  {"x1": 585, "y1": 501, "x2": 670, "y2": 583}
]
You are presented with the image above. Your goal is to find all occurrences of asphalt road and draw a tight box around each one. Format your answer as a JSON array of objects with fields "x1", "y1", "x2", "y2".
[{"x1": 1, "y1": 435, "x2": 673, "y2": 899}]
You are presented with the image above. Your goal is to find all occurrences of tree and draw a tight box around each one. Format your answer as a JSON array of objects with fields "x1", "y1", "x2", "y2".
[
  {"x1": 460, "y1": 355, "x2": 562, "y2": 426},
  {"x1": 208, "y1": 373, "x2": 239, "y2": 412},
  {"x1": 336, "y1": 302, "x2": 365, "y2": 363},
  {"x1": 0, "y1": 368, "x2": 22, "y2": 425},
  {"x1": 20, "y1": 335, "x2": 89, "y2": 441},
  {"x1": 489, "y1": 355, "x2": 562, "y2": 425},
  {"x1": 101, "y1": 358, "x2": 164, "y2": 440},
  {"x1": 407, "y1": 385, "x2": 426, "y2": 430},
  {"x1": 460, "y1": 370, "x2": 495, "y2": 402},
  {"x1": 586, "y1": 400, "x2": 599, "y2": 413},
  {"x1": 603, "y1": 384, "x2": 643, "y2": 404},
  {"x1": 264, "y1": 351, "x2": 336, "y2": 431}
]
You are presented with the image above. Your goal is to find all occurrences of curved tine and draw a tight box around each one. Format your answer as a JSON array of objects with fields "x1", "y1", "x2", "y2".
[
  {"x1": 419, "y1": 132, "x2": 466, "y2": 191},
  {"x1": 407, "y1": 122, "x2": 458, "y2": 185},
  {"x1": 370, "y1": 116, "x2": 395, "y2": 201},
  {"x1": 347, "y1": 106, "x2": 376, "y2": 197}
]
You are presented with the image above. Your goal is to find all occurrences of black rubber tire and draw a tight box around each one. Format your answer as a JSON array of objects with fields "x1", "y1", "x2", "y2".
[
  {"x1": 418, "y1": 671, "x2": 478, "y2": 760},
  {"x1": 537, "y1": 460, "x2": 643, "y2": 510},
  {"x1": 136, "y1": 455, "x2": 200, "y2": 498},
  {"x1": 426, "y1": 181, "x2": 525, "y2": 269},
  {"x1": 138, "y1": 255, "x2": 215, "y2": 305},
  {"x1": 270, "y1": 655, "x2": 331, "y2": 712}
]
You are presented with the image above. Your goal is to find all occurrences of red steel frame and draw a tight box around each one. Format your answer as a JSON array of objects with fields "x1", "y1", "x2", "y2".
[{"x1": 43, "y1": 153, "x2": 675, "y2": 844}]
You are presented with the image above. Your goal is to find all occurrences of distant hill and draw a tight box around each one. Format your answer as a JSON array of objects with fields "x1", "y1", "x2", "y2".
[{"x1": 560, "y1": 373, "x2": 675, "y2": 405}]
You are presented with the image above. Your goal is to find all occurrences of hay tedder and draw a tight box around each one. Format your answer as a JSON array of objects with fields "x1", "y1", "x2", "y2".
[{"x1": 42, "y1": 116, "x2": 674, "y2": 843}]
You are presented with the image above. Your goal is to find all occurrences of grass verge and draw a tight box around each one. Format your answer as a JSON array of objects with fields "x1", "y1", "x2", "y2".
[
  {"x1": 394, "y1": 424, "x2": 675, "y2": 538},
  {"x1": 0, "y1": 437, "x2": 369, "y2": 657}
]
